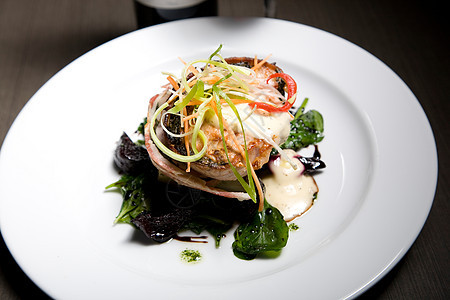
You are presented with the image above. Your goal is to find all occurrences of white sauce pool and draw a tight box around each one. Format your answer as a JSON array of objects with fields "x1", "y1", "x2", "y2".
[
  {"x1": 262, "y1": 149, "x2": 318, "y2": 221},
  {"x1": 207, "y1": 104, "x2": 292, "y2": 144}
]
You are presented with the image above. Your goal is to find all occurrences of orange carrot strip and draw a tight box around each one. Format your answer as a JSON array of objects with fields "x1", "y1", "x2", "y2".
[
  {"x1": 251, "y1": 54, "x2": 272, "y2": 71},
  {"x1": 179, "y1": 57, "x2": 199, "y2": 76},
  {"x1": 167, "y1": 79, "x2": 198, "y2": 105},
  {"x1": 225, "y1": 98, "x2": 253, "y2": 105},
  {"x1": 167, "y1": 76, "x2": 179, "y2": 90},
  {"x1": 186, "y1": 100, "x2": 203, "y2": 106},
  {"x1": 182, "y1": 112, "x2": 199, "y2": 122},
  {"x1": 253, "y1": 166, "x2": 264, "y2": 212},
  {"x1": 188, "y1": 79, "x2": 198, "y2": 87},
  {"x1": 183, "y1": 107, "x2": 191, "y2": 172},
  {"x1": 201, "y1": 75, "x2": 221, "y2": 85},
  {"x1": 209, "y1": 101, "x2": 219, "y2": 116}
]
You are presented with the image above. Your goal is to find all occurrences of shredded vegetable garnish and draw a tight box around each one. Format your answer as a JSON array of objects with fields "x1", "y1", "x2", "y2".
[{"x1": 149, "y1": 45, "x2": 298, "y2": 210}]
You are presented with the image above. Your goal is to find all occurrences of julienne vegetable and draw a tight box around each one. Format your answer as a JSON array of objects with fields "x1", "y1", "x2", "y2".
[
  {"x1": 248, "y1": 73, "x2": 297, "y2": 113},
  {"x1": 106, "y1": 46, "x2": 326, "y2": 260},
  {"x1": 281, "y1": 97, "x2": 324, "y2": 151}
]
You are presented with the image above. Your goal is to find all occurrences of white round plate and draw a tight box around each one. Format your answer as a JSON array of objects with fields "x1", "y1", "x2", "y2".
[{"x1": 0, "y1": 18, "x2": 437, "y2": 299}]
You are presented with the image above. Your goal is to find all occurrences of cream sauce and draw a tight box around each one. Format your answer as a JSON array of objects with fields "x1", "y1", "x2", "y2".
[
  {"x1": 206, "y1": 103, "x2": 291, "y2": 145},
  {"x1": 262, "y1": 149, "x2": 318, "y2": 221}
]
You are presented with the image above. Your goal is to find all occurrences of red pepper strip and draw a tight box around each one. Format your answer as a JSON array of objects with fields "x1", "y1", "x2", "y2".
[
  {"x1": 149, "y1": 93, "x2": 160, "y2": 105},
  {"x1": 248, "y1": 73, "x2": 297, "y2": 112}
]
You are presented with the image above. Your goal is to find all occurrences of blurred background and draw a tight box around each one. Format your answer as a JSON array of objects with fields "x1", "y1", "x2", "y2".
[{"x1": 0, "y1": 0, "x2": 448, "y2": 299}]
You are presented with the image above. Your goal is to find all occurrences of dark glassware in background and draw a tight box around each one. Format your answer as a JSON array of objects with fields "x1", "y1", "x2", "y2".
[
  {"x1": 264, "y1": 0, "x2": 276, "y2": 18},
  {"x1": 134, "y1": 0, "x2": 218, "y2": 28}
]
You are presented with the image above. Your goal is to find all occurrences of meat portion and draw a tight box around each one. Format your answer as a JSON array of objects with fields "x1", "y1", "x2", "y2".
[
  {"x1": 189, "y1": 122, "x2": 273, "y2": 181},
  {"x1": 144, "y1": 91, "x2": 251, "y2": 200},
  {"x1": 165, "y1": 57, "x2": 287, "y2": 181},
  {"x1": 224, "y1": 57, "x2": 286, "y2": 94},
  {"x1": 144, "y1": 57, "x2": 290, "y2": 197}
]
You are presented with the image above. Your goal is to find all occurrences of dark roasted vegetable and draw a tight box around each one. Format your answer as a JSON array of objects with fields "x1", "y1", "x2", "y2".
[
  {"x1": 132, "y1": 208, "x2": 193, "y2": 243},
  {"x1": 108, "y1": 130, "x2": 259, "y2": 244},
  {"x1": 114, "y1": 132, "x2": 152, "y2": 175},
  {"x1": 108, "y1": 170, "x2": 258, "y2": 245}
]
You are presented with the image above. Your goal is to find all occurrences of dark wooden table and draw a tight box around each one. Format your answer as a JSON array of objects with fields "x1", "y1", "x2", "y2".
[{"x1": 0, "y1": 0, "x2": 448, "y2": 299}]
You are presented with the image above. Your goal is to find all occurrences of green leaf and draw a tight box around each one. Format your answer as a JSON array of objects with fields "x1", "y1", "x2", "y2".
[
  {"x1": 232, "y1": 200, "x2": 289, "y2": 260},
  {"x1": 136, "y1": 117, "x2": 147, "y2": 136},
  {"x1": 279, "y1": 106, "x2": 324, "y2": 152},
  {"x1": 300, "y1": 109, "x2": 324, "y2": 132},
  {"x1": 106, "y1": 174, "x2": 150, "y2": 224}
]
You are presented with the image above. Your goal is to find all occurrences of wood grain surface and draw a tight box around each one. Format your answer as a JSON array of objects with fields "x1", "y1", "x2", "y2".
[{"x1": 0, "y1": 0, "x2": 448, "y2": 299}]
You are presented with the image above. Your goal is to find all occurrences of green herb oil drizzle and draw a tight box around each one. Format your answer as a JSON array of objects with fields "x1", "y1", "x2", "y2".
[{"x1": 180, "y1": 249, "x2": 202, "y2": 263}]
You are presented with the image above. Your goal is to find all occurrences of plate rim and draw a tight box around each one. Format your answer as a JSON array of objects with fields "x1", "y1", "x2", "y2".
[{"x1": 0, "y1": 17, "x2": 438, "y2": 299}]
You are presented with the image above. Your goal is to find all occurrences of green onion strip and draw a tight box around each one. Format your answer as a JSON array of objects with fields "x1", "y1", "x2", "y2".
[
  {"x1": 168, "y1": 80, "x2": 203, "y2": 114},
  {"x1": 150, "y1": 45, "x2": 260, "y2": 201},
  {"x1": 150, "y1": 102, "x2": 208, "y2": 162},
  {"x1": 191, "y1": 98, "x2": 212, "y2": 154},
  {"x1": 212, "y1": 76, "x2": 257, "y2": 203}
]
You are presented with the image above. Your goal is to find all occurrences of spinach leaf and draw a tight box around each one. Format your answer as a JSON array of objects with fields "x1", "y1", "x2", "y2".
[
  {"x1": 137, "y1": 117, "x2": 147, "y2": 136},
  {"x1": 107, "y1": 165, "x2": 256, "y2": 246},
  {"x1": 106, "y1": 174, "x2": 150, "y2": 224},
  {"x1": 135, "y1": 118, "x2": 147, "y2": 146},
  {"x1": 277, "y1": 99, "x2": 324, "y2": 153},
  {"x1": 281, "y1": 109, "x2": 324, "y2": 151},
  {"x1": 232, "y1": 200, "x2": 289, "y2": 260}
]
